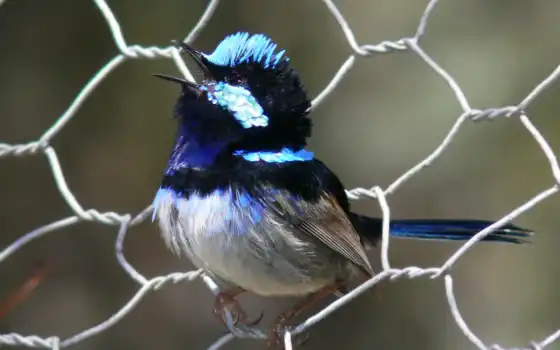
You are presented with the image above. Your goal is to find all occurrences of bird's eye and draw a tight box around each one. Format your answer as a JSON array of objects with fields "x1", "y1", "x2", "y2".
[{"x1": 225, "y1": 72, "x2": 245, "y2": 86}]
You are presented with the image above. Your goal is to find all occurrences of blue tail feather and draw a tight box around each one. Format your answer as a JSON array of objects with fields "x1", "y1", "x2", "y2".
[{"x1": 349, "y1": 214, "x2": 533, "y2": 245}]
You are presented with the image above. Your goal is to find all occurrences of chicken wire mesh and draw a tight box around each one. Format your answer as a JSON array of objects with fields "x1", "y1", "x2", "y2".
[{"x1": 0, "y1": 0, "x2": 559, "y2": 349}]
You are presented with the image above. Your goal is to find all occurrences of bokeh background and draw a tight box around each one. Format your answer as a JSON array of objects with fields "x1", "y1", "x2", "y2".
[{"x1": 1, "y1": 1, "x2": 560, "y2": 349}]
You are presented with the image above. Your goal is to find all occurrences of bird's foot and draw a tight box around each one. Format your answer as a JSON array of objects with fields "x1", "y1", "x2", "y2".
[
  {"x1": 267, "y1": 314, "x2": 310, "y2": 348},
  {"x1": 266, "y1": 282, "x2": 342, "y2": 348},
  {"x1": 213, "y1": 288, "x2": 264, "y2": 328}
]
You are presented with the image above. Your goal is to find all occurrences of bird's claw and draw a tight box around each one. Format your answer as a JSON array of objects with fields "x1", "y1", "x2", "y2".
[
  {"x1": 267, "y1": 323, "x2": 310, "y2": 349},
  {"x1": 213, "y1": 292, "x2": 264, "y2": 329}
]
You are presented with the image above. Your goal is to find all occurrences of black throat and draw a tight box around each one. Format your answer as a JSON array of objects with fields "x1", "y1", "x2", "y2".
[{"x1": 160, "y1": 157, "x2": 348, "y2": 211}]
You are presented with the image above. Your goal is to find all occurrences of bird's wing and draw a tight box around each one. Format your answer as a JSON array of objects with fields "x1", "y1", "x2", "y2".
[{"x1": 267, "y1": 188, "x2": 374, "y2": 277}]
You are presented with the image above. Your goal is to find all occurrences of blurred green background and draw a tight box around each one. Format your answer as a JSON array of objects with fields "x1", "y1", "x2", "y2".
[{"x1": 1, "y1": 1, "x2": 559, "y2": 349}]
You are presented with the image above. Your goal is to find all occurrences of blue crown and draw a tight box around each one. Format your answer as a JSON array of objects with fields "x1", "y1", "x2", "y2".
[{"x1": 202, "y1": 32, "x2": 288, "y2": 68}]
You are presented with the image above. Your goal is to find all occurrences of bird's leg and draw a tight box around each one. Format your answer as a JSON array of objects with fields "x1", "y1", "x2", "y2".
[
  {"x1": 334, "y1": 271, "x2": 382, "y2": 304},
  {"x1": 213, "y1": 286, "x2": 263, "y2": 328},
  {"x1": 268, "y1": 283, "x2": 341, "y2": 348},
  {"x1": 353, "y1": 273, "x2": 383, "y2": 302}
]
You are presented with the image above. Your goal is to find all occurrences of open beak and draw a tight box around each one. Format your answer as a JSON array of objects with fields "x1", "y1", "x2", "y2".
[
  {"x1": 153, "y1": 40, "x2": 215, "y2": 94},
  {"x1": 172, "y1": 40, "x2": 212, "y2": 80},
  {"x1": 152, "y1": 73, "x2": 202, "y2": 96}
]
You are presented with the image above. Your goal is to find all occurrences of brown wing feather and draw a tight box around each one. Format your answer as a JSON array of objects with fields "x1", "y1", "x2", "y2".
[{"x1": 270, "y1": 191, "x2": 374, "y2": 276}]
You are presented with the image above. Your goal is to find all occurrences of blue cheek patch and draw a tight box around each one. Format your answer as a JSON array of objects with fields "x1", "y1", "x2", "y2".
[
  {"x1": 201, "y1": 82, "x2": 269, "y2": 129},
  {"x1": 202, "y1": 32, "x2": 287, "y2": 69},
  {"x1": 233, "y1": 148, "x2": 314, "y2": 164}
]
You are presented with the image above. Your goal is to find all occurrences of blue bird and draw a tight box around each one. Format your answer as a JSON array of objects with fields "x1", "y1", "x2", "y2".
[{"x1": 152, "y1": 32, "x2": 532, "y2": 347}]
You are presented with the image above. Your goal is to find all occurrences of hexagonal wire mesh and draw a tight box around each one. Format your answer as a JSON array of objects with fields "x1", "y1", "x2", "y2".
[{"x1": 1, "y1": 0, "x2": 559, "y2": 349}]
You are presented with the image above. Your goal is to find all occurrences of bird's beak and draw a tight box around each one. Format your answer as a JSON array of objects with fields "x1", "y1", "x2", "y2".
[
  {"x1": 152, "y1": 40, "x2": 215, "y2": 94},
  {"x1": 152, "y1": 73, "x2": 202, "y2": 96},
  {"x1": 173, "y1": 40, "x2": 213, "y2": 80}
]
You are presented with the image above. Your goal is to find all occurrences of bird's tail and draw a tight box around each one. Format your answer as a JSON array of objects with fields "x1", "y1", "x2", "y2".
[{"x1": 349, "y1": 213, "x2": 532, "y2": 246}]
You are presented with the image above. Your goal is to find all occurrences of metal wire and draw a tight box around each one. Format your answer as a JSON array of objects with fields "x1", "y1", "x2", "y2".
[{"x1": 1, "y1": 0, "x2": 559, "y2": 349}]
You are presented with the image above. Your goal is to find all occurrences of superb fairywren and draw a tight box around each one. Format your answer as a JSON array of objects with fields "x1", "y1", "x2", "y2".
[{"x1": 152, "y1": 32, "x2": 532, "y2": 347}]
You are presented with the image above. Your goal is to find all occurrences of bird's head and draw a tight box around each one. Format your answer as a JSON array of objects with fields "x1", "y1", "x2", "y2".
[{"x1": 155, "y1": 32, "x2": 313, "y2": 170}]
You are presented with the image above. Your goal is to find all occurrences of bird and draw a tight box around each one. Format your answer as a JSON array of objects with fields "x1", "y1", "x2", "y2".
[{"x1": 151, "y1": 32, "x2": 532, "y2": 347}]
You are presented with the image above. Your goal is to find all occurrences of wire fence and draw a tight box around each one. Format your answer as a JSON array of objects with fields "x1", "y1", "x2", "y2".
[{"x1": 1, "y1": 0, "x2": 559, "y2": 349}]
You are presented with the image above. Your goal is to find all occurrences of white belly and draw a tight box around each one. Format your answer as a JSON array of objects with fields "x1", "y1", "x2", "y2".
[{"x1": 153, "y1": 188, "x2": 341, "y2": 296}]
